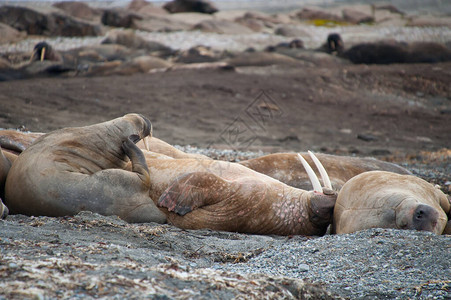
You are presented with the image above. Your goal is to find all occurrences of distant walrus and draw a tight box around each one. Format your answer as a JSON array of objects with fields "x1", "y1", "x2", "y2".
[
  {"x1": 333, "y1": 171, "x2": 451, "y2": 235},
  {"x1": 321, "y1": 33, "x2": 451, "y2": 64},
  {"x1": 239, "y1": 152, "x2": 411, "y2": 191},
  {"x1": 153, "y1": 152, "x2": 337, "y2": 236},
  {"x1": 4, "y1": 114, "x2": 166, "y2": 223}
]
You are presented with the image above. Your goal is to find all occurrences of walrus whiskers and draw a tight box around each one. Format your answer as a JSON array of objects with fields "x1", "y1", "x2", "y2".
[
  {"x1": 297, "y1": 153, "x2": 322, "y2": 193},
  {"x1": 308, "y1": 150, "x2": 332, "y2": 190}
]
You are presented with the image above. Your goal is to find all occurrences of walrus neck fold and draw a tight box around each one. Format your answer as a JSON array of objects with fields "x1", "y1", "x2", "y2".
[{"x1": 269, "y1": 189, "x2": 333, "y2": 236}]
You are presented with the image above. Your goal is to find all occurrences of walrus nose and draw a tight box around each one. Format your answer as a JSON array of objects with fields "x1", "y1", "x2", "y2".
[{"x1": 413, "y1": 204, "x2": 438, "y2": 232}]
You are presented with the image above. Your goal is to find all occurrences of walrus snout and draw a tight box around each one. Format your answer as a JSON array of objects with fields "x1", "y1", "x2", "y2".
[
  {"x1": 308, "y1": 190, "x2": 337, "y2": 229},
  {"x1": 412, "y1": 204, "x2": 439, "y2": 232},
  {"x1": 0, "y1": 201, "x2": 9, "y2": 219}
]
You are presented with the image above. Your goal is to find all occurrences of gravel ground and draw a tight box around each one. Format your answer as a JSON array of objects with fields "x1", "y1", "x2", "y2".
[
  {"x1": 218, "y1": 229, "x2": 451, "y2": 299},
  {"x1": 1, "y1": 212, "x2": 449, "y2": 299}
]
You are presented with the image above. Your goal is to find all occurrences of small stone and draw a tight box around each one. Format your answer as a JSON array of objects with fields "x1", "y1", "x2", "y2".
[
  {"x1": 298, "y1": 264, "x2": 309, "y2": 272},
  {"x1": 357, "y1": 133, "x2": 377, "y2": 142}
]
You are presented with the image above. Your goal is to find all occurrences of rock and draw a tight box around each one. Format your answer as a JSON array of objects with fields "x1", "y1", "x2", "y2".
[
  {"x1": 374, "y1": 4, "x2": 405, "y2": 15},
  {"x1": 52, "y1": 1, "x2": 100, "y2": 21},
  {"x1": 134, "y1": 15, "x2": 191, "y2": 32},
  {"x1": 226, "y1": 51, "x2": 304, "y2": 67},
  {"x1": 0, "y1": 6, "x2": 102, "y2": 37},
  {"x1": 127, "y1": 0, "x2": 168, "y2": 16},
  {"x1": 407, "y1": 16, "x2": 451, "y2": 27},
  {"x1": 294, "y1": 8, "x2": 344, "y2": 23},
  {"x1": 86, "y1": 55, "x2": 171, "y2": 76},
  {"x1": 167, "y1": 12, "x2": 214, "y2": 25},
  {"x1": 274, "y1": 25, "x2": 310, "y2": 38},
  {"x1": 50, "y1": 12, "x2": 103, "y2": 36},
  {"x1": 0, "y1": 6, "x2": 50, "y2": 35},
  {"x1": 174, "y1": 45, "x2": 223, "y2": 64},
  {"x1": 163, "y1": 0, "x2": 218, "y2": 14},
  {"x1": 357, "y1": 133, "x2": 377, "y2": 142},
  {"x1": 235, "y1": 12, "x2": 280, "y2": 32},
  {"x1": 191, "y1": 19, "x2": 254, "y2": 34},
  {"x1": 101, "y1": 9, "x2": 142, "y2": 28},
  {"x1": 342, "y1": 9, "x2": 374, "y2": 24},
  {"x1": 0, "y1": 23, "x2": 26, "y2": 45},
  {"x1": 370, "y1": 149, "x2": 391, "y2": 156},
  {"x1": 234, "y1": 17, "x2": 265, "y2": 32},
  {"x1": 102, "y1": 29, "x2": 174, "y2": 57}
]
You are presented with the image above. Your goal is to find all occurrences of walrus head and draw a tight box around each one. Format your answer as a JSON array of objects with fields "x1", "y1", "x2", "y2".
[
  {"x1": 327, "y1": 33, "x2": 344, "y2": 55},
  {"x1": 298, "y1": 151, "x2": 336, "y2": 233},
  {"x1": 30, "y1": 42, "x2": 61, "y2": 62}
]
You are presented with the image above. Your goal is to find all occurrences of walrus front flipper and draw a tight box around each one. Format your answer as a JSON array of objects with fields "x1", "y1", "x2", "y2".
[
  {"x1": 122, "y1": 135, "x2": 151, "y2": 186},
  {"x1": 158, "y1": 172, "x2": 229, "y2": 216}
]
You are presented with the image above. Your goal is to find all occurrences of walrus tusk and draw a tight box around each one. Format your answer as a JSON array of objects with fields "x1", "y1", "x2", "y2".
[
  {"x1": 297, "y1": 153, "x2": 322, "y2": 193},
  {"x1": 143, "y1": 122, "x2": 152, "y2": 151},
  {"x1": 144, "y1": 136, "x2": 150, "y2": 151},
  {"x1": 40, "y1": 47, "x2": 46, "y2": 61},
  {"x1": 30, "y1": 49, "x2": 37, "y2": 63},
  {"x1": 308, "y1": 150, "x2": 332, "y2": 190}
]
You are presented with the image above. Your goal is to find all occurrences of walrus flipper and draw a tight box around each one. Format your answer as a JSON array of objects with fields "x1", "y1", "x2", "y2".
[
  {"x1": 158, "y1": 172, "x2": 233, "y2": 216},
  {"x1": 0, "y1": 130, "x2": 44, "y2": 155},
  {"x1": 122, "y1": 135, "x2": 151, "y2": 186}
]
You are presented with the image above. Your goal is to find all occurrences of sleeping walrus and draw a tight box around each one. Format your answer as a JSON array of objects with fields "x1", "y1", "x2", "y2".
[
  {"x1": 239, "y1": 152, "x2": 411, "y2": 191},
  {"x1": 333, "y1": 171, "x2": 451, "y2": 235},
  {"x1": 4, "y1": 114, "x2": 166, "y2": 223},
  {"x1": 149, "y1": 151, "x2": 337, "y2": 236}
]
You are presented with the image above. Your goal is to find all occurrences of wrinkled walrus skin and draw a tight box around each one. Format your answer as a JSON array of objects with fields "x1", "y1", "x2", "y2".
[
  {"x1": 333, "y1": 171, "x2": 451, "y2": 235},
  {"x1": 4, "y1": 114, "x2": 166, "y2": 223},
  {"x1": 239, "y1": 153, "x2": 411, "y2": 191},
  {"x1": 146, "y1": 154, "x2": 336, "y2": 236}
]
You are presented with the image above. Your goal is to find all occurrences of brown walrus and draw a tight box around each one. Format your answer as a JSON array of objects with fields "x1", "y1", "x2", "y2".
[
  {"x1": 151, "y1": 151, "x2": 337, "y2": 236},
  {"x1": 322, "y1": 33, "x2": 451, "y2": 64},
  {"x1": 0, "y1": 147, "x2": 10, "y2": 219},
  {"x1": 332, "y1": 171, "x2": 451, "y2": 235},
  {"x1": 4, "y1": 114, "x2": 166, "y2": 223},
  {"x1": 239, "y1": 152, "x2": 411, "y2": 191}
]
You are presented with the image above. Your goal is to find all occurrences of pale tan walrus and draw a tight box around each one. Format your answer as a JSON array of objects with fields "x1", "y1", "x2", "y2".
[
  {"x1": 4, "y1": 114, "x2": 166, "y2": 223},
  {"x1": 332, "y1": 171, "x2": 451, "y2": 235},
  {"x1": 149, "y1": 151, "x2": 337, "y2": 236}
]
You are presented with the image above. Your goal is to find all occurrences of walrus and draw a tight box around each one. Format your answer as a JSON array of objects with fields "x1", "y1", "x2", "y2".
[
  {"x1": 239, "y1": 152, "x2": 411, "y2": 191},
  {"x1": 332, "y1": 171, "x2": 451, "y2": 235},
  {"x1": 151, "y1": 151, "x2": 337, "y2": 236},
  {"x1": 321, "y1": 33, "x2": 451, "y2": 64},
  {"x1": 4, "y1": 114, "x2": 166, "y2": 223},
  {"x1": 0, "y1": 128, "x2": 208, "y2": 161},
  {"x1": 0, "y1": 147, "x2": 11, "y2": 218}
]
